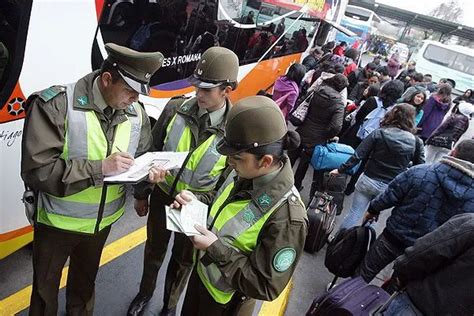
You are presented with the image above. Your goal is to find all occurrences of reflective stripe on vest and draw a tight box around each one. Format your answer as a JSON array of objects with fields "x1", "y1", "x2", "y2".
[
  {"x1": 196, "y1": 171, "x2": 300, "y2": 304},
  {"x1": 37, "y1": 82, "x2": 142, "y2": 234},
  {"x1": 158, "y1": 108, "x2": 226, "y2": 194}
]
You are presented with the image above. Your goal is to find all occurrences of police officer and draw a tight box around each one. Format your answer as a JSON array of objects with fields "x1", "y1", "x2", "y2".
[
  {"x1": 128, "y1": 47, "x2": 239, "y2": 316},
  {"x1": 21, "y1": 43, "x2": 163, "y2": 315},
  {"x1": 171, "y1": 96, "x2": 308, "y2": 315}
]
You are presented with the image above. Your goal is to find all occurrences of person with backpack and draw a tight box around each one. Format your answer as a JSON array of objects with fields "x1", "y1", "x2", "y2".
[
  {"x1": 272, "y1": 63, "x2": 306, "y2": 119},
  {"x1": 288, "y1": 74, "x2": 348, "y2": 195},
  {"x1": 357, "y1": 139, "x2": 474, "y2": 284},
  {"x1": 330, "y1": 104, "x2": 425, "y2": 232},
  {"x1": 383, "y1": 213, "x2": 474, "y2": 316},
  {"x1": 425, "y1": 102, "x2": 472, "y2": 163}
]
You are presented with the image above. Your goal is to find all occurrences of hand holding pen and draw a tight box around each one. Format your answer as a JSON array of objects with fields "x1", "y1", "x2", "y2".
[{"x1": 101, "y1": 146, "x2": 135, "y2": 176}]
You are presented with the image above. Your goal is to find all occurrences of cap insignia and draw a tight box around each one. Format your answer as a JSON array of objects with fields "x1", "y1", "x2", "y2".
[
  {"x1": 77, "y1": 95, "x2": 89, "y2": 106},
  {"x1": 197, "y1": 69, "x2": 203, "y2": 75},
  {"x1": 145, "y1": 73, "x2": 151, "y2": 79},
  {"x1": 201, "y1": 59, "x2": 206, "y2": 64}
]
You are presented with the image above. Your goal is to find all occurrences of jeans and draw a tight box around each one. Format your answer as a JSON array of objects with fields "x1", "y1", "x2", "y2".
[
  {"x1": 382, "y1": 292, "x2": 423, "y2": 316},
  {"x1": 425, "y1": 145, "x2": 450, "y2": 164},
  {"x1": 356, "y1": 232, "x2": 405, "y2": 283},
  {"x1": 338, "y1": 173, "x2": 388, "y2": 231}
]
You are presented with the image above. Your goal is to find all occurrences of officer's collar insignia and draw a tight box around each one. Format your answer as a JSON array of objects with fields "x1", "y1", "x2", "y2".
[
  {"x1": 181, "y1": 102, "x2": 191, "y2": 112},
  {"x1": 273, "y1": 248, "x2": 296, "y2": 272},
  {"x1": 242, "y1": 208, "x2": 256, "y2": 225},
  {"x1": 257, "y1": 193, "x2": 272, "y2": 208},
  {"x1": 77, "y1": 95, "x2": 89, "y2": 106}
]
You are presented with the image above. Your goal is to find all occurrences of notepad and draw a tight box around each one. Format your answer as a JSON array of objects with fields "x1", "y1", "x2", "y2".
[
  {"x1": 104, "y1": 151, "x2": 188, "y2": 183},
  {"x1": 165, "y1": 198, "x2": 208, "y2": 236}
]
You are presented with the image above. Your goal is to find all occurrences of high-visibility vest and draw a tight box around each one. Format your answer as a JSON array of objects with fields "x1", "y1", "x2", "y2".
[
  {"x1": 158, "y1": 101, "x2": 227, "y2": 194},
  {"x1": 196, "y1": 171, "x2": 299, "y2": 304},
  {"x1": 36, "y1": 82, "x2": 142, "y2": 234}
]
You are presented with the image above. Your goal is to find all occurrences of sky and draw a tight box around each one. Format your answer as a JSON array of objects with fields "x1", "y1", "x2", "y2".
[{"x1": 376, "y1": 0, "x2": 474, "y2": 27}]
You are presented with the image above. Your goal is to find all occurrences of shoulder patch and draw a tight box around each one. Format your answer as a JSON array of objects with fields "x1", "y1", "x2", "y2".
[
  {"x1": 273, "y1": 248, "x2": 296, "y2": 272},
  {"x1": 38, "y1": 86, "x2": 66, "y2": 102},
  {"x1": 287, "y1": 194, "x2": 306, "y2": 223}
]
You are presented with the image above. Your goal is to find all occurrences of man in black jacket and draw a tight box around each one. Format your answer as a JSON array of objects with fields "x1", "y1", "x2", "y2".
[{"x1": 382, "y1": 213, "x2": 474, "y2": 316}]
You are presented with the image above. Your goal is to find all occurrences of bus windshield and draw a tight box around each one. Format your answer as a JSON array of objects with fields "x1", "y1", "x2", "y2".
[{"x1": 423, "y1": 44, "x2": 474, "y2": 76}]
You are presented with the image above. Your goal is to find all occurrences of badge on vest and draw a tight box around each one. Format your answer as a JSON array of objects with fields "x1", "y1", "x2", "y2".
[
  {"x1": 242, "y1": 207, "x2": 256, "y2": 225},
  {"x1": 273, "y1": 248, "x2": 296, "y2": 272},
  {"x1": 257, "y1": 193, "x2": 272, "y2": 209},
  {"x1": 77, "y1": 95, "x2": 89, "y2": 106}
]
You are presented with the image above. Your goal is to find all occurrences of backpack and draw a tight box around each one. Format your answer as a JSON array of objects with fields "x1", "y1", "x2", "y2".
[
  {"x1": 311, "y1": 142, "x2": 360, "y2": 175},
  {"x1": 324, "y1": 223, "x2": 377, "y2": 278},
  {"x1": 356, "y1": 97, "x2": 391, "y2": 140}
]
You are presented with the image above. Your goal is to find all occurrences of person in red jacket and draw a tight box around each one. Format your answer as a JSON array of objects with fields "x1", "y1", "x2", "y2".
[{"x1": 333, "y1": 41, "x2": 347, "y2": 56}]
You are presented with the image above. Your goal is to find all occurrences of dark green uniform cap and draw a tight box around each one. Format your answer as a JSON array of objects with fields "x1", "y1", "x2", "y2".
[
  {"x1": 188, "y1": 47, "x2": 239, "y2": 89},
  {"x1": 105, "y1": 43, "x2": 164, "y2": 95},
  {"x1": 217, "y1": 96, "x2": 287, "y2": 155}
]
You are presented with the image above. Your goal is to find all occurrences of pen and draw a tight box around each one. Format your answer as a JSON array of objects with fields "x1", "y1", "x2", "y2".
[{"x1": 115, "y1": 146, "x2": 125, "y2": 153}]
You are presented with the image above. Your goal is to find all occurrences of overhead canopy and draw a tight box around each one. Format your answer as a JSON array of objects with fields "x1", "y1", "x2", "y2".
[{"x1": 349, "y1": 0, "x2": 474, "y2": 41}]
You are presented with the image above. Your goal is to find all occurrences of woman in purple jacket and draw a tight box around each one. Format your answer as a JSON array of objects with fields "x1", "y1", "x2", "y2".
[
  {"x1": 418, "y1": 84, "x2": 452, "y2": 142},
  {"x1": 272, "y1": 63, "x2": 306, "y2": 119}
]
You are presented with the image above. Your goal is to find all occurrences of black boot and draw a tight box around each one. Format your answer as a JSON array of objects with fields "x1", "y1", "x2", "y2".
[
  {"x1": 159, "y1": 307, "x2": 176, "y2": 316},
  {"x1": 127, "y1": 293, "x2": 152, "y2": 316}
]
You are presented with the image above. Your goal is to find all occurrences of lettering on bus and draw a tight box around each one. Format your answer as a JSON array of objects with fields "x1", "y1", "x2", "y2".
[
  {"x1": 161, "y1": 53, "x2": 202, "y2": 68},
  {"x1": 294, "y1": 0, "x2": 325, "y2": 11},
  {"x1": 0, "y1": 129, "x2": 22, "y2": 147}
]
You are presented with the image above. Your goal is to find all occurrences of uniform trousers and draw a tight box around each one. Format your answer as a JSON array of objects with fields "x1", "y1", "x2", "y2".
[
  {"x1": 181, "y1": 270, "x2": 256, "y2": 316},
  {"x1": 29, "y1": 224, "x2": 111, "y2": 316},
  {"x1": 138, "y1": 186, "x2": 194, "y2": 309}
]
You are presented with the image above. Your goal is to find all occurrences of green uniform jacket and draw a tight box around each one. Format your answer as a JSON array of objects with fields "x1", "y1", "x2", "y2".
[
  {"x1": 134, "y1": 96, "x2": 231, "y2": 199},
  {"x1": 21, "y1": 71, "x2": 152, "y2": 197},
  {"x1": 198, "y1": 158, "x2": 308, "y2": 301}
]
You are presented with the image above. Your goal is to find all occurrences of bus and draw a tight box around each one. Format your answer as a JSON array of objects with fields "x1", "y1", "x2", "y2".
[
  {"x1": 0, "y1": 0, "x2": 351, "y2": 259},
  {"x1": 335, "y1": 5, "x2": 380, "y2": 47},
  {"x1": 409, "y1": 40, "x2": 474, "y2": 94}
]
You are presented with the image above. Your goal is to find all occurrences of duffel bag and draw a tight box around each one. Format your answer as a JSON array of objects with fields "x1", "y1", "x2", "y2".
[{"x1": 311, "y1": 142, "x2": 360, "y2": 175}]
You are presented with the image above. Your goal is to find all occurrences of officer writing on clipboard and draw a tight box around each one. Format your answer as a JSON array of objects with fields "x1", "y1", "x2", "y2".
[{"x1": 128, "y1": 47, "x2": 239, "y2": 316}]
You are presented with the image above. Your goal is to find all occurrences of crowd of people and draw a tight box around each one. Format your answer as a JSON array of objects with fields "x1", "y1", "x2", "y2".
[
  {"x1": 19, "y1": 35, "x2": 473, "y2": 316},
  {"x1": 271, "y1": 40, "x2": 474, "y2": 315}
]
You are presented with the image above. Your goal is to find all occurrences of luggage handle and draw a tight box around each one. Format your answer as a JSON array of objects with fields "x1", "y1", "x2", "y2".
[{"x1": 370, "y1": 290, "x2": 403, "y2": 316}]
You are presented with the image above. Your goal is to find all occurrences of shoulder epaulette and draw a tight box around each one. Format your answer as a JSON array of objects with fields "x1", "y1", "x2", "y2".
[{"x1": 38, "y1": 86, "x2": 66, "y2": 102}]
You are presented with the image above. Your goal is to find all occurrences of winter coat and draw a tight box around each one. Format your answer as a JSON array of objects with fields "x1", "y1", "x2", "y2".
[
  {"x1": 418, "y1": 95, "x2": 451, "y2": 140},
  {"x1": 369, "y1": 156, "x2": 474, "y2": 247},
  {"x1": 426, "y1": 113, "x2": 469, "y2": 149},
  {"x1": 338, "y1": 127, "x2": 425, "y2": 182},
  {"x1": 272, "y1": 76, "x2": 299, "y2": 119},
  {"x1": 394, "y1": 213, "x2": 474, "y2": 316},
  {"x1": 296, "y1": 85, "x2": 344, "y2": 146}
]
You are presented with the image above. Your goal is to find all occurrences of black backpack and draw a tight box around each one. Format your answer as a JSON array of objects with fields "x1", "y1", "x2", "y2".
[{"x1": 324, "y1": 224, "x2": 376, "y2": 278}]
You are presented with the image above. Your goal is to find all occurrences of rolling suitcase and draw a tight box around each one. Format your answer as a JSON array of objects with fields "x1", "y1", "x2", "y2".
[
  {"x1": 304, "y1": 191, "x2": 337, "y2": 253},
  {"x1": 306, "y1": 277, "x2": 390, "y2": 316},
  {"x1": 323, "y1": 172, "x2": 348, "y2": 215}
]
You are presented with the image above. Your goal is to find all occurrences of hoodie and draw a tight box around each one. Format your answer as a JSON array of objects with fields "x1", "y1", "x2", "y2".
[
  {"x1": 418, "y1": 95, "x2": 451, "y2": 139},
  {"x1": 272, "y1": 76, "x2": 299, "y2": 119},
  {"x1": 369, "y1": 156, "x2": 474, "y2": 247}
]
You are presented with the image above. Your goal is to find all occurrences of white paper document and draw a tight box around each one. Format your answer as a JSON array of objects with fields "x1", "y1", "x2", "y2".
[
  {"x1": 165, "y1": 198, "x2": 208, "y2": 236},
  {"x1": 104, "y1": 151, "x2": 188, "y2": 183}
]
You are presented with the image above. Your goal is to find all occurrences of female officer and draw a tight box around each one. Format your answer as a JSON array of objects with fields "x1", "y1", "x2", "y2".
[{"x1": 162, "y1": 96, "x2": 308, "y2": 315}]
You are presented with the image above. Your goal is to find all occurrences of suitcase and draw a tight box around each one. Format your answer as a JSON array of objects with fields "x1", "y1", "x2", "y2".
[
  {"x1": 304, "y1": 191, "x2": 337, "y2": 253},
  {"x1": 323, "y1": 173, "x2": 348, "y2": 215},
  {"x1": 306, "y1": 277, "x2": 390, "y2": 316}
]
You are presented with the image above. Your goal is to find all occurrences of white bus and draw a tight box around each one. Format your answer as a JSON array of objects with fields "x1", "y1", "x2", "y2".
[
  {"x1": 0, "y1": 0, "x2": 352, "y2": 259},
  {"x1": 410, "y1": 40, "x2": 474, "y2": 94},
  {"x1": 335, "y1": 5, "x2": 381, "y2": 47}
]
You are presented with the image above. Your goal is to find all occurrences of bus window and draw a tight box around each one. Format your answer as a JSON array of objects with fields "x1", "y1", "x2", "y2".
[
  {"x1": 423, "y1": 44, "x2": 474, "y2": 76},
  {"x1": 0, "y1": 0, "x2": 32, "y2": 111},
  {"x1": 96, "y1": 0, "x2": 311, "y2": 90},
  {"x1": 97, "y1": 0, "x2": 217, "y2": 88}
]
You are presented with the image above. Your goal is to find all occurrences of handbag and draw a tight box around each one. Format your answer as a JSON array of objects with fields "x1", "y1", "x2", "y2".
[{"x1": 288, "y1": 91, "x2": 314, "y2": 126}]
